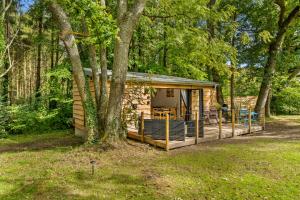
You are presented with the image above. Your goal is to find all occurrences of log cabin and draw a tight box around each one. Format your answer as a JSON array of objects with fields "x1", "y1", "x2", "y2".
[
  {"x1": 73, "y1": 68, "x2": 218, "y2": 137},
  {"x1": 73, "y1": 69, "x2": 264, "y2": 150}
]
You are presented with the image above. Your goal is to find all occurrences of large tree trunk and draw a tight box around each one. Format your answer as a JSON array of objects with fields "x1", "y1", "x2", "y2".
[
  {"x1": 50, "y1": 20, "x2": 55, "y2": 70},
  {"x1": 265, "y1": 90, "x2": 272, "y2": 117},
  {"x1": 98, "y1": 44, "x2": 108, "y2": 137},
  {"x1": 1, "y1": 8, "x2": 9, "y2": 104},
  {"x1": 230, "y1": 67, "x2": 235, "y2": 110},
  {"x1": 207, "y1": 0, "x2": 224, "y2": 106},
  {"x1": 35, "y1": 13, "x2": 43, "y2": 99},
  {"x1": 104, "y1": 0, "x2": 147, "y2": 141},
  {"x1": 212, "y1": 69, "x2": 224, "y2": 105},
  {"x1": 255, "y1": 5, "x2": 300, "y2": 113},
  {"x1": 48, "y1": 1, "x2": 96, "y2": 141}
]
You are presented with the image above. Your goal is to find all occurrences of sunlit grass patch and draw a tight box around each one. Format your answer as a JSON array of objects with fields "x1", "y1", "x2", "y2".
[{"x1": 1, "y1": 116, "x2": 300, "y2": 199}]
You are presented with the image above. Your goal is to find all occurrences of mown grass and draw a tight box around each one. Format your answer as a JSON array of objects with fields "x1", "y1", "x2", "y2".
[
  {"x1": 0, "y1": 116, "x2": 300, "y2": 200},
  {"x1": 267, "y1": 115, "x2": 300, "y2": 123}
]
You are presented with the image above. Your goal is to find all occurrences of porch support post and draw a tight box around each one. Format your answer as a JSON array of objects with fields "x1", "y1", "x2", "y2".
[
  {"x1": 218, "y1": 109, "x2": 222, "y2": 139},
  {"x1": 248, "y1": 106, "x2": 252, "y2": 134},
  {"x1": 232, "y1": 108, "x2": 235, "y2": 137},
  {"x1": 199, "y1": 89, "x2": 204, "y2": 137},
  {"x1": 165, "y1": 114, "x2": 169, "y2": 151},
  {"x1": 184, "y1": 122, "x2": 187, "y2": 142},
  {"x1": 195, "y1": 112, "x2": 199, "y2": 144},
  {"x1": 141, "y1": 112, "x2": 145, "y2": 142}
]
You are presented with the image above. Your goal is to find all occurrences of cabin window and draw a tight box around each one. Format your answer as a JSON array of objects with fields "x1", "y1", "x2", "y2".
[{"x1": 166, "y1": 89, "x2": 174, "y2": 97}]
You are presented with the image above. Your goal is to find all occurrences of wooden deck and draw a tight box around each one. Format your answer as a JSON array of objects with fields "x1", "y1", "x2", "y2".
[{"x1": 127, "y1": 123, "x2": 263, "y2": 150}]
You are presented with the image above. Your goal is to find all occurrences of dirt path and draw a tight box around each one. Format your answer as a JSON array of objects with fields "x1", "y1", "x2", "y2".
[
  {"x1": 168, "y1": 117, "x2": 300, "y2": 154},
  {"x1": 245, "y1": 118, "x2": 300, "y2": 139}
]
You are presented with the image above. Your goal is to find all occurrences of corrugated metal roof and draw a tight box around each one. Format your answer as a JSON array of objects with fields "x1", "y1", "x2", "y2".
[{"x1": 83, "y1": 68, "x2": 217, "y2": 88}]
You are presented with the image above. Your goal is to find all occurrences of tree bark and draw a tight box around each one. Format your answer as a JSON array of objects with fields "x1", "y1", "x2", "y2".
[
  {"x1": 1, "y1": 3, "x2": 10, "y2": 104},
  {"x1": 81, "y1": 20, "x2": 101, "y2": 138},
  {"x1": 230, "y1": 67, "x2": 235, "y2": 110},
  {"x1": 162, "y1": 20, "x2": 168, "y2": 68},
  {"x1": 207, "y1": 0, "x2": 224, "y2": 106},
  {"x1": 98, "y1": 45, "x2": 108, "y2": 137},
  {"x1": 48, "y1": 1, "x2": 96, "y2": 141},
  {"x1": 35, "y1": 13, "x2": 43, "y2": 99},
  {"x1": 255, "y1": 5, "x2": 300, "y2": 113},
  {"x1": 50, "y1": 19, "x2": 55, "y2": 70},
  {"x1": 104, "y1": 0, "x2": 147, "y2": 141},
  {"x1": 55, "y1": 33, "x2": 59, "y2": 66},
  {"x1": 265, "y1": 90, "x2": 272, "y2": 117}
]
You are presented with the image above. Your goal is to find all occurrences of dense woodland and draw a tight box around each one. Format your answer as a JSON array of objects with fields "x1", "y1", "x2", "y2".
[{"x1": 0, "y1": 0, "x2": 300, "y2": 142}]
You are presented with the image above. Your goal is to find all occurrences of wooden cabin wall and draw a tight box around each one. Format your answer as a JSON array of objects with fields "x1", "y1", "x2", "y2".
[
  {"x1": 73, "y1": 78, "x2": 151, "y2": 135},
  {"x1": 204, "y1": 88, "x2": 217, "y2": 110},
  {"x1": 191, "y1": 90, "x2": 199, "y2": 117},
  {"x1": 191, "y1": 88, "x2": 217, "y2": 115},
  {"x1": 225, "y1": 96, "x2": 257, "y2": 109},
  {"x1": 73, "y1": 80, "x2": 86, "y2": 136}
]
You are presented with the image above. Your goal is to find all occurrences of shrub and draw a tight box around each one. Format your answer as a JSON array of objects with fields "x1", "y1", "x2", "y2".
[
  {"x1": 6, "y1": 99, "x2": 73, "y2": 135},
  {"x1": 0, "y1": 100, "x2": 9, "y2": 138},
  {"x1": 273, "y1": 86, "x2": 300, "y2": 115}
]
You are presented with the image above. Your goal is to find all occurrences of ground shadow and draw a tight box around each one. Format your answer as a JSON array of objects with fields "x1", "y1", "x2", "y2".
[
  {"x1": 0, "y1": 135, "x2": 84, "y2": 154},
  {"x1": 0, "y1": 177, "x2": 99, "y2": 200}
]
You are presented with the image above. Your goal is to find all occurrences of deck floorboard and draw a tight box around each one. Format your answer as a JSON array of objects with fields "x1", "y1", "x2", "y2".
[{"x1": 127, "y1": 123, "x2": 263, "y2": 150}]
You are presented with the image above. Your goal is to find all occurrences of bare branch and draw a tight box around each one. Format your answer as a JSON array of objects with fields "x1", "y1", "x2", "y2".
[
  {"x1": 1, "y1": 0, "x2": 12, "y2": 18},
  {"x1": 0, "y1": 28, "x2": 19, "y2": 61},
  {"x1": 0, "y1": 47, "x2": 14, "y2": 78}
]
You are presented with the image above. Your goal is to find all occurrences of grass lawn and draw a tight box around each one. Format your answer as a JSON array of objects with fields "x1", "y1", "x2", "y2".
[{"x1": 1, "y1": 116, "x2": 300, "y2": 200}]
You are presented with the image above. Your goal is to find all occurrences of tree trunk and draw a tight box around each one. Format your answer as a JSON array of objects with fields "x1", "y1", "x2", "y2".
[
  {"x1": 48, "y1": 1, "x2": 96, "y2": 141},
  {"x1": 207, "y1": 0, "x2": 224, "y2": 106},
  {"x1": 104, "y1": 0, "x2": 147, "y2": 141},
  {"x1": 98, "y1": 45, "x2": 108, "y2": 136},
  {"x1": 1, "y1": 15, "x2": 9, "y2": 104},
  {"x1": 230, "y1": 67, "x2": 235, "y2": 110},
  {"x1": 255, "y1": 5, "x2": 300, "y2": 113},
  {"x1": 35, "y1": 13, "x2": 43, "y2": 99},
  {"x1": 265, "y1": 90, "x2": 272, "y2": 117},
  {"x1": 162, "y1": 20, "x2": 168, "y2": 68},
  {"x1": 55, "y1": 33, "x2": 59, "y2": 66},
  {"x1": 50, "y1": 20, "x2": 55, "y2": 70},
  {"x1": 212, "y1": 68, "x2": 224, "y2": 105}
]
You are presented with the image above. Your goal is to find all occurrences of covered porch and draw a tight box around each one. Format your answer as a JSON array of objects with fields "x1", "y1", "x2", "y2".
[{"x1": 127, "y1": 86, "x2": 265, "y2": 150}]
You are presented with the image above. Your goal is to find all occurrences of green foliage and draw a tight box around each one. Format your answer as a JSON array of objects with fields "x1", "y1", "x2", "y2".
[
  {"x1": 130, "y1": 0, "x2": 237, "y2": 82},
  {"x1": 6, "y1": 99, "x2": 72, "y2": 135},
  {"x1": 60, "y1": 0, "x2": 117, "y2": 46},
  {"x1": 44, "y1": 63, "x2": 72, "y2": 101},
  {"x1": 258, "y1": 30, "x2": 273, "y2": 44},
  {"x1": 0, "y1": 98, "x2": 8, "y2": 138},
  {"x1": 235, "y1": 67, "x2": 262, "y2": 96},
  {"x1": 273, "y1": 83, "x2": 300, "y2": 115}
]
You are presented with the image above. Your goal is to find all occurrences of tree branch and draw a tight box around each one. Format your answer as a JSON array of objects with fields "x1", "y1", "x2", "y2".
[
  {"x1": 130, "y1": 0, "x2": 147, "y2": 18},
  {"x1": 275, "y1": 0, "x2": 286, "y2": 26},
  {"x1": 281, "y1": 5, "x2": 300, "y2": 30},
  {"x1": 1, "y1": 0, "x2": 12, "y2": 19},
  {"x1": 288, "y1": 66, "x2": 300, "y2": 80},
  {"x1": 0, "y1": 47, "x2": 14, "y2": 78},
  {"x1": 117, "y1": 0, "x2": 128, "y2": 20}
]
